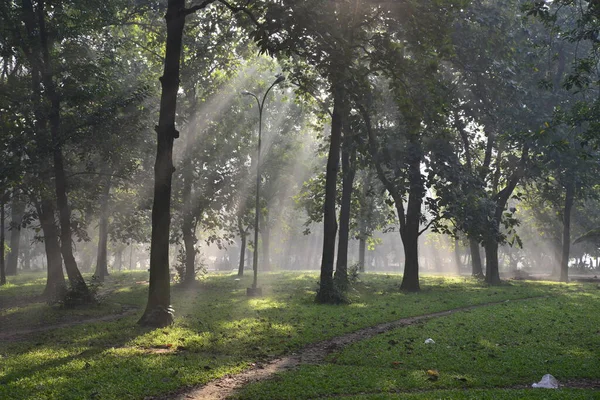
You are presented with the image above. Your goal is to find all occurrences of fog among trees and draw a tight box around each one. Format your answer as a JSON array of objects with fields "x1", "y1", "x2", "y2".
[{"x1": 2, "y1": 0, "x2": 600, "y2": 326}]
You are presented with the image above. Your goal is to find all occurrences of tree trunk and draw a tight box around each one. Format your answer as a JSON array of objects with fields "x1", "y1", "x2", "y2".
[
  {"x1": 238, "y1": 234, "x2": 247, "y2": 277},
  {"x1": 6, "y1": 194, "x2": 25, "y2": 276},
  {"x1": 35, "y1": 0, "x2": 90, "y2": 299},
  {"x1": 181, "y1": 157, "x2": 197, "y2": 285},
  {"x1": 399, "y1": 148, "x2": 423, "y2": 292},
  {"x1": 237, "y1": 215, "x2": 248, "y2": 276},
  {"x1": 334, "y1": 144, "x2": 356, "y2": 288},
  {"x1": 114, "y1": 247, "x2": 123, "y2": 271},
  {"x1": 484, "y1": 238, "x2": 501, "y2": 285},
  {"x1": 94, "y1": 175, "x2": 112, "y2": 281},
  {"x1": 469, "y1": 237, "x2": 483, "y2": 277},
  {"x1": 358, "y1": 236, "x2": 366, "y2": 273},
  {"x1": 316, "y1": 83, "x2": 344, "y2": 304},
  {"x1": 560, "y1": 180, "x2": 575, "y2": 282},
  {"x1": 182, "y1": 219, "x2": 197, "y2": 284},
  {"x1": 454, "y1": 237, "x2": 462, "y2": 271},
  {"x1": 139, "y1": 0, "x2": 187, "y2": 327},
  {"x1": 38, "y1": 198, "x2": 66, "y2": 300},
  {"x1": 1, "y1": 197, "x2": 6, "y2": 286},
  {"x1": 260, "y1": 215, "x2": 271, "y2": 272}
]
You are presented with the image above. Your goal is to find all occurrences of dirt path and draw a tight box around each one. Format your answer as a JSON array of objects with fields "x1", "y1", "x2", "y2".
[
  {"x1": 164, "y1": 296, "x2": 546, "y2": 400},
  {"x1": 0, "y1": 306, "x2": 139, "y2": 340}
]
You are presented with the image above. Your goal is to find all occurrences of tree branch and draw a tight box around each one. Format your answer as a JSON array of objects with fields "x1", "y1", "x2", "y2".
[
  {"x1": 183, "y1": 0, "x2": 218, "y2": 16},
  {"x1": 217, "y1": 0, "x2": 260, "y2": 27}
]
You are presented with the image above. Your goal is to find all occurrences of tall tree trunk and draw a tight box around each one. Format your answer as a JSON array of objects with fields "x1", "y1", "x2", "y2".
[
  {"x1": 38, "y1": 198, "x2": 66, "y2": 300},
  {"x1": 36, "y1": 0, "x2": 89, "y2": 299},
  {"x1": 181, "y1": 157, "x2": 197, "y2": 285},
  {"x1": 316, "y1": 84, "x2": 344, "y2": 303},
  {"x1": 1, "y1": 196, "x2": 6, "y2": 286},
  {"x1": 469, "y1": 237, "x2": 483, "y2": 277},
  {"x1": 94, "y1": 175, "x2": 112, "y2": 281},
  {"x1": 334, "y1": 145, "x2": 356, "y2": 288},
  {"x1": 560, "y1": 180, "x2": 575, "y2": 282},
  {"x1": 6, "y1": 193, "x2": 25, "y2": 276},
  {"x1": 260, "y1": 215, "x2": 271, "y2": 272},
  {"x1": 140, "y1": 0, "x2": 188, "y2": 326},
  {"x1": 399, "y1": 148, "x2": 423, "y2": 292}
]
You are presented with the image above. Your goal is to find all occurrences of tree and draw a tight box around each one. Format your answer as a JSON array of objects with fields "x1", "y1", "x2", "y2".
[{"x1": 139, "y1": 0, "x2": 258, "y2": 326}]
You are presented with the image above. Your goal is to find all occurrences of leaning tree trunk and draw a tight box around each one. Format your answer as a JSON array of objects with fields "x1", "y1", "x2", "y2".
[
  {"x1": 334, "y1": 144, "x2": 356, "y2": 288},
  {"x1": 94, "y1": 175, "x2": 112, "y2": 281},
  {"x1": 6, "y1": 193, "x2": 25, "y2": 276},
  {"x1": 237, "y1": 215, "x2": 248, "y2": 276},
  {"x1": 469, "y1": 237, "x2": 483, "y2": 278},
  {"x1": 139, "y1": 0, "x2": 187, "y2": 327},
  {"x1": 399, "y1": 148, "x2": 423, "y2": 292},
  {"x1": 316, "y1": 83, "x2": 344, "y2": 304},
  {"x1": 560, "y1": 180, "x2": 575, "y2": 283},
  {"x1": 38, "y1": 198, "x2": 66, "y2": 300}
]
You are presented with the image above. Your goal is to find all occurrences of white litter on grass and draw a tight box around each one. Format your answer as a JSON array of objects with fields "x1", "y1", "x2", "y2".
[
  {"x1": 532, "y1": 374, "x2": 559, "y2": 389},
  {"x1": 424, "y1": 338, "x2": 435, "y2": 344}
]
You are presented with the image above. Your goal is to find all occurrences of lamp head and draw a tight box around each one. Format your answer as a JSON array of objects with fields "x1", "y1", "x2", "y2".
[
  {"x1": 274, "y1": 75, "x2": 286, "y2": 84},
  {"x1": 241, "y1": 90, "x2": 254, "y2": 96}
]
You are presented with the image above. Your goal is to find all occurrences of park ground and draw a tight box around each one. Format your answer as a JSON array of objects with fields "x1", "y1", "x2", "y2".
[{"x1": 0, "y1": 271, "x2": 599, "y2": 399}]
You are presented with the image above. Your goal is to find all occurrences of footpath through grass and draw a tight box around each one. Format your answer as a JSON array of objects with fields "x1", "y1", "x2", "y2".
[
  {"x1": 0, "y1": 271, "x2": 597, "y2": 399},
  {"x1": 234, "y1": 282, "x2": 600, "y2": 400}
]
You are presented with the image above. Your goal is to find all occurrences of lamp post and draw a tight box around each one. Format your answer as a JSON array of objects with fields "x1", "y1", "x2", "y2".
[{"x1": 242, "y1": 75, "x2": 285, "y2": 297}]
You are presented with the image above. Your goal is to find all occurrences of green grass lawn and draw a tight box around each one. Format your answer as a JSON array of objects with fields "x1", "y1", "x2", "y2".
[
  {"x1": 234, "y1": 281, "x2": 600, "y2": 400},
  {"x1": 1, "y1": 271, "x2": 598, "y2": 399}
]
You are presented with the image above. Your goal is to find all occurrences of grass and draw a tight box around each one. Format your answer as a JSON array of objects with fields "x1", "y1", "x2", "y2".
[
  {"x1": 0, "y1": 271, "x2": 598, "y2": 399},
  {"x1": 233, "y1": 282, "x2": 600, "y2": 400}
]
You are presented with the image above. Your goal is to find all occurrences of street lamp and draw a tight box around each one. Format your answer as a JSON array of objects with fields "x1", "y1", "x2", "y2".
[{"x1": 242, "y1": 75, "x2": 285, "y2": 297}]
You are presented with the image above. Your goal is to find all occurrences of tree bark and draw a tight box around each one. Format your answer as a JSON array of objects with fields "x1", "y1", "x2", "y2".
[
  {"x1": 560, "y1": 180, "x2": 575, "y2": 282},
  {"x1": 238, "y1": 232, "x2": 247, "y2": 276},
  {"x1": 484, "y1": 238, "x2": 501, "y2": 285},
  {"x1": 1, "y1": 197, "x2": 6, "y2": 286},
  {"x1": 358, "y1": 236, "x2": 366, "y2": 273},
  {"x1": 316, "y1": 83, "x2": 344, "y2": 303},
  {"x1": 35, "y1": 0, "x2": 90, "y2": 299},
  {"x1": 469, "y1": 237, "x2": 483, "y2": 277},
  {"x1": 181, "y1": 157, "x2": 197, "y2": 285},
  {"x1": 38, "y1": 198, "x2": 66, "y2": 300},
  {"x1": 260, "y1": 214, "x2": 271, "y2": 272},
  {"x1": 6, "y1": 193, "x2": 25, "y2": 275},
  {"x1": 182, "y1": 218, "x2": 197, "y2": 283},
  {"x1": 94, "y1": 175, "x2": 112, "y2": 281},
  {"x1": 139, "y1": 0, "x2": 188, "y2": 326},
  {"x1": 399, "y1": 145, "x2": 423, "y2": 292},
  {"x1": 484, "y1": 145, "x2": 529, "y2": 285},
  {"x1": 334, "y1": 143, "x2": 356, "y2": 287}
]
